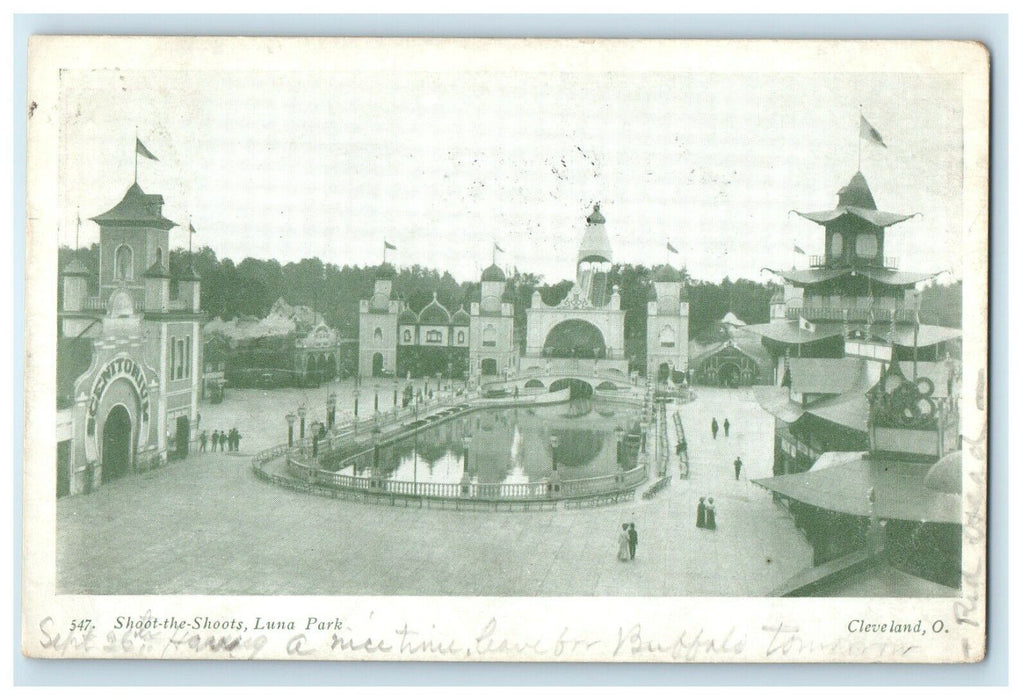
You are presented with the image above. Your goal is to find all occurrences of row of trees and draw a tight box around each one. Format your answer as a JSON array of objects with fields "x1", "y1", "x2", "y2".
[{"x1": 58, "y1": 245, "x2": 962, "y2": 362}]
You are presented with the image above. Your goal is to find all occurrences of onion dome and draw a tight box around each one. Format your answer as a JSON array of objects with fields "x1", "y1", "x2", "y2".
[
  {"x1": 586, "y1": 203, "x2": 606, "y2": 224},
  {"x1": 144, "y1": 260, "x2": 171, "y2": 278},
  {"x1": 653, "y1": 264, "x2": 681, "y2": 283},
  {"x1": 481, "y1": 263, "x2": 506, "y2": 283},
  {"x1": 62, "y1": 258, "x2": 90, "y2": 277},
  {"x1": 418, "y1": 292, "x2": 451, "y2": 325},
  {"x1": 373, "y1": 262, "x2": 397, "y2": 280},
  {"x1": 579, "y1": 203, "x2": 613, "y2": 263},
  {"x1": 398, "y1": 304, "x2": 418, "y2": 325},
  {"x1": 450, "y1": 305, "x2": 471, "y2": 327}
]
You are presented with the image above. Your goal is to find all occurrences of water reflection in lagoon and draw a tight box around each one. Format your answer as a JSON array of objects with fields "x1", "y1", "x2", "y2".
[{"x1": 331, "y1": 401, "x2": 639, "y2": 485}]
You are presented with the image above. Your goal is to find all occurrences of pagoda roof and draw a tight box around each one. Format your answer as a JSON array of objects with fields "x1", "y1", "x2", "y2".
[
  {"x1": 772, "y1": 267, "x2": 937, "y2": 288},
  {"x1": 788, "y1": 357, "x2": 877, "y2": 395},
  {"x1": 793, "y1": 172, "x2": 915, "y2": 229},
  {"x1": 91, "y1": 183, "x2": 178, "y2": 230},
  {"x1": 744, "y1": 319, "x2": 961, "y2": 348},
  {"x1": 753, "y1": 451, "x2": 961, "y2": 524},
  {"x1": 752, "y1": 386, "x2": 805, "y2": 424}
]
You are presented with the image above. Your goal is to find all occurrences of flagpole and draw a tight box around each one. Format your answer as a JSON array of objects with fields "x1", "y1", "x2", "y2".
[
  {"x1": 75, "y1": 206, "x2": 80, "y2": 250},
  {"x1": 134, "y1": 127, "x2": 138, "y2": 183},
  {"x1": 857, "y1": 107, "x2": 862, "y2": 172}
]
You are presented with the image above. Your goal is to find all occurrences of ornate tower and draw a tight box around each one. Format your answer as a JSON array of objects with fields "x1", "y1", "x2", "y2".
[{"x1": 646, "y1": 265, "x2": 690, "y2": 380}]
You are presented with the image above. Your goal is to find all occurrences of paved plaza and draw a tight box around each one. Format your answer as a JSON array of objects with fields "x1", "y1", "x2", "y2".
[{"x1": 56, "y1": 386, "x2": 813, "y2": 596}]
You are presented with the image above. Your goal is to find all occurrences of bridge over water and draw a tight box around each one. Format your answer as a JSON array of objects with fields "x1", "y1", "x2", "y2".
[{"x1": 481, "y1": 364, "x2": 640, "y2": 399}]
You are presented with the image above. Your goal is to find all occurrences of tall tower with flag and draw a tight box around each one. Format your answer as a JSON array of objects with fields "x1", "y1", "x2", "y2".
[{"x1": 56, "y1": 136, "x2": 205, "y2": 496}]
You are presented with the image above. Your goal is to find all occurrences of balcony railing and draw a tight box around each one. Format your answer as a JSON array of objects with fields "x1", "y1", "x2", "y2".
[
  {"x1": 81, "y1": 296, "x2": 145, "y2": 313},
  {"x1": 807, "y1": 255, "x2": 898, "y2": 269},
  {"x1": 785, "y1": 305, "x2": 917, "y2": 323}
]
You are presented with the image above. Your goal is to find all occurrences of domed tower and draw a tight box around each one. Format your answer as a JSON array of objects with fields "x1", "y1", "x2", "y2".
[
  {"x1": 647, "y1": 264, "x2": 690, "y2": 381},
  {"x1": 577, "y1": 203, "x2": 614, "y2": 307},
  {"x1": 470, "y1": 259, "x2": 516, "y2": 380},
  {"x1": 358, "y1": 263, "x2": 400, "y2": 377}
]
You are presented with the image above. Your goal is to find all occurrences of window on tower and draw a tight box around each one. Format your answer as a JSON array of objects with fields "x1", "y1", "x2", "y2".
[
  {"x1": 115, "y1": 245, "x2": 133, "y2": 281},
  {"x1": 659, "y1": 325, "x2": 676, "y2": 348},
  {"x1": 856, "y1": 233, "x2": 878, "y2": 259}
]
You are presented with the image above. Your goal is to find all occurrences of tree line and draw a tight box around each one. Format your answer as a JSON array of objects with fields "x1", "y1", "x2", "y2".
[{"x1": 58, "y1": 244, "x2": 962, "y2": 362}]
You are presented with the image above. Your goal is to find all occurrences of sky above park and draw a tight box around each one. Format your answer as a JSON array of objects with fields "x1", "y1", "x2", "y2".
[{"x1": 56, "y1": 63, "x2": 964, "y2": 284}]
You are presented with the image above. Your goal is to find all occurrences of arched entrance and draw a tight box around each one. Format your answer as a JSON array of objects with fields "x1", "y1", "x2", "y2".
[
  {"x1": 481, "y1": 358, "x2": 498, "y2": 376},
  {"x1": 101, "y1": 405, "x2": 132, "y2": 483},
  {"x1": 657, "y1": 362, "x2": 670, "y2": 383},
  {"x1": 719, "y1": 362, "x2": 741, "y2": 387},
  {"x1": 550, "y1": 377, "x2": 594, "y2": 399},
  {"x1": 543, "y1": 319, "x2": 607, "y2": 359},
  {"x1": 372, "y1": 352, "x2": 384, "y2": 377},
  {"x1": 174, "y1": 415, "x2": 191, "y2": 460}
]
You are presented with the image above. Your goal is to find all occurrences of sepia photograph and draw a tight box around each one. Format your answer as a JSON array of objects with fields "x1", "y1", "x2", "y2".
[{"x1": 23, "y1": 35, "x2": 989, "y2": 662}]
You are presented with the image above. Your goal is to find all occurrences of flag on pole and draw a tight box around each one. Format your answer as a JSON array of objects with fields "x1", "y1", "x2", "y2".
[
  {"x1": 666, "y1": 242, "x2": 679, "y2": 254},
  {"x1": 136, "y1": 138, "x2": 159, "y2": 161},
  {"x1": 189, "y1": 222, "x2": 197, "y2": 234},
  {"x1": 793, "y1": 244, "x2": 805, "y2": 255},
  {"x1": 494, "y1": 243, "x2": 504, "y2": 253},
  {"x1": 384, "y1": 240, "x2": 397, "y2": 251},
  {"x1": 859, "y1": 115, "x2": 887, "y2": 149}
]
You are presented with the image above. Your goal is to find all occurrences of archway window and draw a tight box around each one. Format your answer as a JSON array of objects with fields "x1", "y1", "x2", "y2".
[
  {"x1": 543, "y1": 319, "x2": 605, "y2": 359},
  {"x1": 482, "y1": 324, "x2": 497, "y2": 347},
  {"x1": 457, "y1": 330, "x2": 465, "y2": 344},
  {"x1": 856, "y1": 233, "x2": 877, "y2": 258},
  {"x1": 115, "y1": 244, "x2": 133, "y2": 281},
  {"x1": 373, "y1": 327, "x2": 383, "y2": 343},
  {"x1": 403, "y1": 329, "x2": 412, "y2": 343},
  {"x1": 830, "y1": 232, "x2": 844, "y2": 258},
  {"x1": 659, "y1": 325, "x2": 676, "y2": 348},
  {"x1": 426, "y1": 329, "x2": 443, "y2": 344}
]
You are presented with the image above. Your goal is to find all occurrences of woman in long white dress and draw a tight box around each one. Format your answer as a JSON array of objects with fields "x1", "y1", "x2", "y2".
[{"x1": 617, "y1": 523, "x2": 630, "y2": 562}]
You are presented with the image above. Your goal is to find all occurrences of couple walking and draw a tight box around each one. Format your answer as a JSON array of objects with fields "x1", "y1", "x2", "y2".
[
  {"x1": 696, "y1": 497, "x2": 717, "y2": 530},
  {"x1": 711, "y1": 417, "x2": 730, "y2": 439},
  {"x1": 617, "y1": 522, "x2": 638, "y2": 562}
]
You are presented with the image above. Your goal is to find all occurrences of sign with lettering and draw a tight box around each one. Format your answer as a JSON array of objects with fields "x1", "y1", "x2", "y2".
[{"x1": 85, "y1": 356, "x2": 151, "y2": 438}]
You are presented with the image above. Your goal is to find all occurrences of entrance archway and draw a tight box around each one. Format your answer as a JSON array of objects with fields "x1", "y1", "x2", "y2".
[
  {"x1": 719, "y1": 362, "x2": 741, "y2": 387},
  {"x1": 174, "y1": 415, "x2": 191, "y2": 459},
  {"x1": 101, "y1": 405, "x2": 132, "y2": 483},
  {"x1": 657, "y1": 362, "x2": 670, "y2": 383},
  {"x1": 372, "y1": 352, "x2": 384, "y2": 377},
  {"x1": 543, "y1": 319, "x2": 607, "y2": 359},
  {"x1": 481, "y1": 358, "x2": 498, "y2": 376},
  {"x1": 549, "y1": 377, "x2": 594, "y2": 399}
]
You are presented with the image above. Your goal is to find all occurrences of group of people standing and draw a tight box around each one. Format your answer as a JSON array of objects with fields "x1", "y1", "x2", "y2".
[
  {"x1": 696, "y1": 497, "x2": 717, "y2": 530},
  {"x1": 710, "y1": 417, "x2": 730, "y2": 439},
  {"x1": 198, "y1": 428, "x2": 243, "y2": 453},
  {"x1": 617, "y1": 522, "x2": 639, "y2": 562}
]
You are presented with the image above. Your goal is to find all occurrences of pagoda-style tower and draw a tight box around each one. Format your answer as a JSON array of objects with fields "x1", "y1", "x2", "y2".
[{"x1": 747, "y1": 171, "x2": 960, "y2": 374}]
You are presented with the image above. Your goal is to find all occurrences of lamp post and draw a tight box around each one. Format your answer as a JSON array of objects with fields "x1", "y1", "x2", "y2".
[
  {"x1": 393, "y1": 380, "x2": 399, "y2": 408},
  {"x1": 374, "y1": 389, "x2": 379, "y2": 413},
  {"x1": 548, "y1": 434, "x2": 561, "y2": 497},
  {"x1": 297, "y1": 405, "x2": 307, "y2": 440},
  {"x1": 353, "y1": 392, "x2": 359, "y2": 419},
  {"x1": 460, "y1": 435, "x2": 473, "y2": 496},
  {"x1": 327, "y1": 392, "x2": 337, "y2": 428},
  {"x1": 286, "y1": 412, "x2": 296, "y2": 447}
]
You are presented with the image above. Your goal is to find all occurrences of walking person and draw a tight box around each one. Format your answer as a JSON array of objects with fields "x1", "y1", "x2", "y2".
[
  {"x1": 696, "y1": 497, "x2": 707, "y2": 529},
  {"x1": 219, "y1": 430, "x2": 227, "y2": 452},
  {"x1": 734, "y1": 456, "x2": 743, "y2": 481},
  {"x1": 229, "y1": 428, "x2": 238, "y2": 451},
  {"x1": 199, "y1": 430, "x2": 207, "y2": 453},
  {"x1": 628, "y1": 523, "x2": 639, "y2": 561},
  {"x1": 705, "y1": 498, "x2": 717, "y2": 530},
  {"x1": 235, "y1": 429, "x2": 243, "y2": 452},
  {"x1": 723, "y1": 418, "x2": 730, "y2": 438},
  {"x1": 711, "y1": 418, "x2": 719, "y2": 440},
  {"x1": 617, "y1": 523, "x2": 630, "y2": 562}
]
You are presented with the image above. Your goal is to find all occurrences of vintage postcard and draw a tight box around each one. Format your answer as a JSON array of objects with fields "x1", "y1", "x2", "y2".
[{"x1": 23, "y1": 36, "x2": 989, "y2": 662}]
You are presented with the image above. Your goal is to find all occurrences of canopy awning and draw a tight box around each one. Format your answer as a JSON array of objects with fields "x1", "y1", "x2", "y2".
[{"x1": 753, "y1": 452, "x2": 961, "y2": 524}]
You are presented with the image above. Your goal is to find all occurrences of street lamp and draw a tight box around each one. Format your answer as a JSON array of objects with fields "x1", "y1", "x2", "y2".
[
  {"x1": 393, "y1": 380, "x2": 399, "y2": 408},
  {"x1": 463, "y1": 436, "x2": 472, "y2": 474},
  {"x1": 298, "y1": 405, "x2": 307, "y2": 440},
  {"x1": 550, "y1": 434, "x2": 560, "y2": 472},
  {"x1": 354, "y1": 392, "x2": 359, "y2": 419},
  {"x1": 374, "y1": 389, "x2": 379, "y2": 413},
  {"x1": 327, "y1": 392, "x2": 337, "y2": 428},
  {"x1": 286, "y1": 412, "x2": 296, "y2": 447}
]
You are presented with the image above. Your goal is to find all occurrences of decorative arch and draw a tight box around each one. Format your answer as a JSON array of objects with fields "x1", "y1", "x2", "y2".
[
  {"x1": 659, "y1": 324, "x2": 676, "y2": 348},
  {"x1": 115, "y1": 244, "x2": 134, "y2": 280},
  {"x1": 373, "y1": 327, "x2": 383, "y2": 343},
  {"x1": 543, "y1": 319, "x2": 607, "y2": 359}
]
